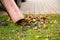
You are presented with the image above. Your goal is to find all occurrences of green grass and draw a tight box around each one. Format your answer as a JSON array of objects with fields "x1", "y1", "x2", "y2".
[{"x1": 0, "y1": 14, "x2": 60, "y2": 40}]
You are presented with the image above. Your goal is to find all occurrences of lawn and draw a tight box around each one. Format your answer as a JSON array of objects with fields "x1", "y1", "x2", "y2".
[{"x1": 0, "y1": 14, "x2": 60, "y2": 40}]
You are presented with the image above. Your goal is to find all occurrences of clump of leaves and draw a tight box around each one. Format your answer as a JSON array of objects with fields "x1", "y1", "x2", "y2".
[{"x1": 18, "y1": 14, "x2": 48, "y2": 26}]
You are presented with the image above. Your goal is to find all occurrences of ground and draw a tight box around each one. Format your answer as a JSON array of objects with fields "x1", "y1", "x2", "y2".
[
  {"x1": 0, "y1": 14, "x2": 60, "y2": 40},
  {"x1": 21, "y1": 0, "x2": 60, "y2": 14}
]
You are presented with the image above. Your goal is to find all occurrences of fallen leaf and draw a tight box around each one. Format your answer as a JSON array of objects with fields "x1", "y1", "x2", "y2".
[
  {"x1": 43, "y1": 24, "x2": 47, "y2": 28},
  {"x1": 58, "y1": 32, "x2": 60, "y2": 35},
  {"x1": 22, "y1": 38, "x2": 25, "y2": 40},
  {"x1": 35, "y1": 35, "x2": 40, "y2": 40},
  {"x1": 46, "y1": 38, "x2": 49, "y2": 40},
  {"x1": 9, "y1": 37, "x2": 11, "y2": 39},
  {"x1": 53, "y1": 20, "x2": 58, "y2": 24},
  {"x1": 17, "y1": 32, "x2": 20, "y2": 35}
]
